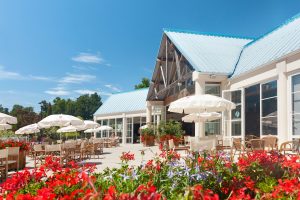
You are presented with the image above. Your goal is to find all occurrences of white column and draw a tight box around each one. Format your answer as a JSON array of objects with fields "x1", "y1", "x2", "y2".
[
  {"x1": 193, "y1": 72, "x2": 206, "y2": 138},
  {"x1": 122, "y1": 114, "x2": 127, "y2": 145},
  {"x1": 277, "y1": 61, "x2": 288, "y2": 145},
  {"x1": 156, "y1": 114, "x2": 161, "y2": 126},
  {"x1": 146, "y1": 101, "x2": 152, "y2": 125}
]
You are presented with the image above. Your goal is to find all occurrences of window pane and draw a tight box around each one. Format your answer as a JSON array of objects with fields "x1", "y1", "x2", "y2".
[
  {"x1": 231, "y1": 90, "x2": 241, "y2": 104},
  {"x1": 205, "y1": 119, "x2": 220, "y2": 136},
  {"x1": 232, "y1": 121, "x2": 241, "y2": 136},
  {"x1": 205, "y1": 85, "x2": 220, "y2": 96},
  {"x1": 292, "y1": 74, "x2": 300, "y2": 92},
  {"x1": 262, "y1": 80, "x2": 277, "y2": 98},
  {"x1": 292, "y1": 93, "x2": 300, "y2": 114},
  {"x1": 231, "y1": 105, "x2": 241, "y2": 120},
  {"x1": 262, "y1": 117, "x2": 277, "y2": 135},
  {"x1": 262, "y1": 98, "x2": 277, "y2": 117},
  {"x1": 293, "y1": 114, "x2": 300, "y2": 136}
]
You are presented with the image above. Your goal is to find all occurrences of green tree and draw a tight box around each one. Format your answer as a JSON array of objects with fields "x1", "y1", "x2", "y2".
[
  {"x1": 0, "y1": 104, "x2": 9, "y2": 114},
  {"x1": 74, "y1": 93, "x2": 102, "y2": 120},
  {"x1": 10, "y1": 104, "x2": 41, "y2": 129},
  {"x1": 134, "y1": 77, "x2": 150, "y2": 89},
  {"x1": 39, "y1": 100, "x2": 52, "y2": 118}
]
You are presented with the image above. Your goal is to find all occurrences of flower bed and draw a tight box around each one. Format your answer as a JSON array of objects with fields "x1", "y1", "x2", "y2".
[{"x1": 1, "y1": 151, "x2": 300, "y2": 199}]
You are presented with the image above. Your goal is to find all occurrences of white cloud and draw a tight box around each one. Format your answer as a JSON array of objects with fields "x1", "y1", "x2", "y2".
[
  {"x1": 105, "y1": 84, "x2": 121, "y2": 92},
  {"x1": 0, "y1": 66, "x2": 23, "y2": 80},
  {"x1": 72, "y1": 53, "x2": 104, "y2": 64},
  {"x1": 59, "y1": 73, "x2": 96, "y2": 84},
  {"x1": 74, "y1": 89, "x2": 97, "y2": 95},
  {"x1": 45, "y1": 87, "x2": 70, "y2": 96},
  {"x1": 28, "y1": 75, "x2": 55, "y2": 81},
  {"x1": 99, "y1": 91, "x2": 112, "y2": 96},
  {"x1": 74, "y1": 89, "x2": 112, "y2": 96}
]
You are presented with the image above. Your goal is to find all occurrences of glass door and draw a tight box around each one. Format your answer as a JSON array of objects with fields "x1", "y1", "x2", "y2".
[
  {"x1": 126, "y1": 117, "x2": 133, "y2": 143},
  {"x1": 222, "y1": 89, "x2": 244, "y2": 140}
]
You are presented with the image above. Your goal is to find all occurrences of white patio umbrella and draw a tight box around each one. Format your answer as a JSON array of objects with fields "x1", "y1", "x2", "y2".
[
  {"x1": 182, "y1": 112, "x2": 221, "y2": 123},
  {"x1": 84, "y1": 128, "x2": 96, "y2": 133},
  {"x1": 168, "y1": 94, "x2": 236, "y2": 114},
  {"x1": 139, "y1": 124, "x2": 148, "y2": 130},
  {"x1": 15, "y1": 123, "x2": 40, "y2": 135},
  {"x1": 76, "y1": 120, "x2": 100, "y2": 131},
  {"x1": 0, "y1": 113, "x2": 17, "y2": 124},
  {"x1": 0, "y1": 124, "x2": 12, "y2": 131},
  {"x1": 169, "y1": 94, "x2": 235, "y2": 138},
  {"x1": 96, "y1": 126, "x2": 113, "y2": 131},
  {"x1": 38, "y1": 114, "x2": 84, "y2": 128},
  {"x1": 57, "y1": 125, "x2": 79, "y2": 139},
  {"x1": 57, "y1": 125, "x2": 78, "y2": 133}
]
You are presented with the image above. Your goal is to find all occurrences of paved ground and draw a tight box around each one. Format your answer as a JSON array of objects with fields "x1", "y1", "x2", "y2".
[{"x1": 25, "y1": 144, "x2": 163, "y2": 173}]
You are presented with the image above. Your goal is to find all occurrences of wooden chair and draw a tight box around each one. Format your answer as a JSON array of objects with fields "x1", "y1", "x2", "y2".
[
  {"x1": 0, "y1": 148, "x2": 8, "y2": 182},
  {"x1": 231, "y1": 138, "x2": 244, "y2": 158},
  {"x1": 250, "y1": 139, "x2": 265, "y2": 151},
  {"x1": 33, "y1": 144, "x2": 44, "y2": 168},
  {"x1": 8, "y1": 147, "x2": 20, "y2": 171},
  {"x1": 45, "y1": 144, "x2": 62, "y2": 163},
  {"x1": 262, "y1": 136, "x2": 278, "y2": 151},
  {"x1": 280, "y1": 139, "x2": 300, "y2": 155},
  {"x1": 184, "y1": 136, "x2": 190, "y2": 146}
]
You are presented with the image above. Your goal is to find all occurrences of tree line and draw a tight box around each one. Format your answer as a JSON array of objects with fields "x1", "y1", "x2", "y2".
[
  {"x1": 0, "y1": 93, "x2": 102, "y2": 130},
  {"x1": 0, "y1": 77, "x2": 150, "y2": 130}
]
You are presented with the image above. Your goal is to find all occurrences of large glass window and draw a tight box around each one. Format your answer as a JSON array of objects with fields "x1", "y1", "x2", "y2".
[
  {"x1": 116, "y1": 118, "x2": 123, "y2": 143},
  {"x1": 231, "y1": 91, "x2": 242, "y2": 136},
  {"x1": 126, "y1": 118, "x2": 133, "y2": 143},
  {"x1": 205, "y1": 84, "x2": 221, "y2": 135},
  {"x1": 261, "y1": 80, "x2": 277, "y2": 135},
  {"x1": 109, "y1": 119, "x2": 115, "y2": 137},
  {"x1": 292, "y1": 75, "x2": 300, "y2": 136},
  {"x1": 101, "y1": 119, "x2": 108, "y2": 138},
  {"x1": 245, "y1": 84, "x2": 260, "y2": 138}
]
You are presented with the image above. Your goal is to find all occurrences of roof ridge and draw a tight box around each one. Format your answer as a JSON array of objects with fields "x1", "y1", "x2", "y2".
[
  {"x1": 244, "y1": 12, "x2": 300, "y2": 47},
  {"x1": 163, "y1": 28, "x2": 254, "y2": 40},
  {"x1": 111, "y1": 87, "x2": 149, "y2": 95}
]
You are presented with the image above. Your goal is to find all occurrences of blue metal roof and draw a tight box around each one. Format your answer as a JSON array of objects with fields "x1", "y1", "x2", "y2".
[
  {"x1": 94, "y1": 88, "x2": 148, "y2": 116},
  {"x1": 164, "y1": 29, "x2": 252, "y2": 74},
  {"x1": 232, "y1": 13, "x2": 300, "y2": 77}
]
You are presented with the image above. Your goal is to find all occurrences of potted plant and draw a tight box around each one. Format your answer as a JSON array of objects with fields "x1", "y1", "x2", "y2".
[
  {"x1": 140, "y1": 126, "x2": 155, "y2": 146},
  {"x1": 158, "y1": 120, "x2": 184, "y2": 149}
]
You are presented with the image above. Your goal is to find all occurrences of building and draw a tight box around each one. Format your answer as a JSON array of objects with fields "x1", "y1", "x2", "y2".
[
  {"x1": 94, "y1": 88, "x2": 151, "y2": 144},
  {"x1": 146, "y1": 13, "x2": 300, "y2": 145}
]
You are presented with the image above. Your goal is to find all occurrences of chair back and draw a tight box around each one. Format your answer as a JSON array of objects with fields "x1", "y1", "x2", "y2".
[
  {"x1": 33, "y1": 144, "x2": 43, "y2": 151},
  {"x1": 262, "y1": 136, "x2": 278, "y2": 150},
  {"x1": 8, "y1": 147, "x2": 20, "y2": 156},
  {"x1": 245, "y1": 135, "x2": 258, "y2": 141},
  {"x1": 0, "y1": 148, "x2": 8, "y2": 160},
  {"x1": 45, "y1": 144, "x2": 61, "y2": 152},
  {"x1": 250, "y1": 139, "x2": 265, "y2": 150},
  {"x1": 0, "y1": 148, "x2": 8, "y2": 179},
  {"x1": 168, "y1": 139, "x2": 175, "y2": 149},
  {"x1": 232, "y1": 138, "x2": 242, "y2": 150}
]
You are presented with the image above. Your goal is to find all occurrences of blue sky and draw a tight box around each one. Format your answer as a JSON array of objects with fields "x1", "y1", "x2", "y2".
[{"x1": 0, "y1": 0, "x2": 300, "y2": 111}]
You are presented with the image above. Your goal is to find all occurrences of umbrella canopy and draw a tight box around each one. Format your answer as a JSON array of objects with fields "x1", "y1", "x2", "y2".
[
  {"x1": 57, "y1": 125, "x2": 78, "y2": 133},
  {"x1": 84, "y1": 128, "x2": 97, "y2": 133},
  {"x1": 76, "y1": 120, "x2": 100, "y2": 131},
  {"x1": 38, "y1": 114, "x2": 84, "y2": 128},
  {"x1": 182, "y1": 112, "x2": 221, "y2": 123},
  {"x1": 0, "y1": 113, "x2": 17, "y2": 124},
  {"x1": 139, "y1": 125, "x2": 148, "y2": 130},
  {"x1": 0, "y1": 124, "x2": 12, "y2": 131},
  {"x1": 96, "y1": 126, "x2": 113, "y2": 131},
  {"x1": 168, "y1": 94, "x2": 236, "y2": 114},
  {"x1": 15, "y1": 123, "x2": 40, "y2": 135}
]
